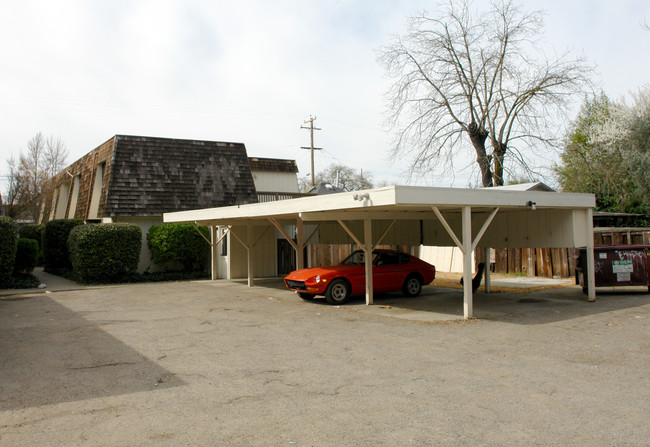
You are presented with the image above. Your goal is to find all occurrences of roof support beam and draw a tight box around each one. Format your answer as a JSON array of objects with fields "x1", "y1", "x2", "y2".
[
  {"x1": 472, "y1": 207, "x2": 499, "y2": 252},
  {"x1": 304, "y1": 222, "x2": 323, "y2": 245},
  {"x1": 337, "y1": 220, "x2": 364, "y2": 247},
  {"x1": 432, "y1": 206, "x2": 464, "y2": 253},
  {"x1": 269, "y1": 218, "x2": 298, "y2": 252},
  {"x1": 374, "y1": 219, "x2": 397, "y2": 248},
  {"x1": 192, "y1": 222, "x2": 212, "y2": 245},
  {"x1": 268, "y1": 218, "x2": 323, "y2": 270}
]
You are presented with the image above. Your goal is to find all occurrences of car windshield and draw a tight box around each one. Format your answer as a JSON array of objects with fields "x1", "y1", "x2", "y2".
[{"x1": 340, "y1": 251, "x2": 378, "y2": 265}]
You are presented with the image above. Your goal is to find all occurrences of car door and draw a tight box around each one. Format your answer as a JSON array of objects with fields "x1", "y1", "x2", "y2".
[{"x1": 373, "y1": 252, "x2": 403, "y2": 292}]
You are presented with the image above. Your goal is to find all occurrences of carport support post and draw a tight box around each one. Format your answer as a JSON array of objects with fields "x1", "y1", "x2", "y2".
[
  {"x1": 484, "y1": 247, "x2": 491, "y2": 293},
  {"x1": 585, "y1": 208, "x2": 596, "y2": 301},
  {"x1": 247, "y1": 224, "x2": 255, "y2": 287},
  {"x1": 296, "y1": 218, "x2": 305, "y2": 270},
  {"x1": 210, "y1": 226, "x2": 218, "y2": 280},
  {"x1": 364, "y1": 218, "x2": 374, "y2": 305},
  {"x1": 462, "y1": 206, "x2": 473, "y2": 319}
]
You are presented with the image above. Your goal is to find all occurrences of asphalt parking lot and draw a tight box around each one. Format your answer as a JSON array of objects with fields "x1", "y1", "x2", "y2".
[{"x1": 1, "y1": 279, "x2": 648, "y2": 446}]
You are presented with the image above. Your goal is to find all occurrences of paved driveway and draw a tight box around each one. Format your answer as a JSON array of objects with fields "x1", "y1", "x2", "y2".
[{"x1": 1, "y1": 280, "x2": 648, "y2": 446}]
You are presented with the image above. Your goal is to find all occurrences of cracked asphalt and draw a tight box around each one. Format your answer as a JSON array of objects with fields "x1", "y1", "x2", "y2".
[{"x1": 0, "y1": 279, "x2": 648, "y2": 446}]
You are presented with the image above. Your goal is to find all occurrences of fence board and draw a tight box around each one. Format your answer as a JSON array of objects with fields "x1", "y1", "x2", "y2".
[
  {"x1": 524, "y1": 248, "x2": 536, "y2": 277},
  {"x1": 495, "y1": 248, "x2": 507, "y2": 273}
]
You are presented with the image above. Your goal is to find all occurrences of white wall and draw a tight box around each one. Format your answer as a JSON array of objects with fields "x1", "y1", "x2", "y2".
[
  {"x1": 109, "y1": 216, "x2": 164, "y2": 273},
  {"x1": 419, "y1": 246, "x2": 475, "y2": 273},
  {"x1": 251, "y1": 171, "x2": 299, "y2": 193},
  {"x1": 227, "y1": 224, "x2": 278, "y2": 279}
]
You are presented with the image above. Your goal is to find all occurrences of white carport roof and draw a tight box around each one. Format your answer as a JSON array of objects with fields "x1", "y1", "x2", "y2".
[{"x1": 164, "y1": 185, "x2": 597, "y2": 318}]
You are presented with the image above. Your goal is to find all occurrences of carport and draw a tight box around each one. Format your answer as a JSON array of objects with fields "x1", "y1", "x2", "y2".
[{"x1": 164, "y1": 185, "x2": 596, "y2": 319}]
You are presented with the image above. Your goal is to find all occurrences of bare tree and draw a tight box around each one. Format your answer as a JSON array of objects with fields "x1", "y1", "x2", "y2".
[
  {"x1": 299, "y1": 163, "x2": 375, "y2": 192},
  {"x1": 3, "y1": 132, "x2": 69, "y2": 221},
  {"x1": 44, "y1": 135, "x2": 69, "y2": 179},
  {"x1": 378, "y1": 0, "x2": 592, "y2": 186},
  {"x1": 315, "y1": 163, "x2": 374, "y2": 191}
]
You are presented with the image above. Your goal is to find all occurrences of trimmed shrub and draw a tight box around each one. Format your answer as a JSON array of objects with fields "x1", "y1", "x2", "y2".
[
  {"x1": 14, "y1": 238, "x2": 39, "y2": 274},
  {"x1": 43, "y1": 219, "x2": 84, "y2": 275},
  {"x1": 147, "y1": 223, "x2": 210, "y2": 271},
  {"x1": 0, "y1": 216, "x2": 18, "y2": 287},
  {"x1": 18, "y1": 224, "x2": 44, "y2": 264},
  {"x1": 68, "y1": 223, "x2": 142, "y2": 283}
]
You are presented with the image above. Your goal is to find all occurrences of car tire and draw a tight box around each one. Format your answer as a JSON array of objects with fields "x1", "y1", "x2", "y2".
[
  {"x1": 402, "y1": 275, "x2": 423, "y2": 297},
  {"x1": 325, "y1": 279, "x2": 351, "y2": 305},
  {"x1": 297, "y1": 292, "x2": 315, "y2": 300}
]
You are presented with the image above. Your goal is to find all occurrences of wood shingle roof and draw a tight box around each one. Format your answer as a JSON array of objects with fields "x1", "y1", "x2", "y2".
[{"x1": 104, "y1": 135, "x2": 258, "y2": 216}]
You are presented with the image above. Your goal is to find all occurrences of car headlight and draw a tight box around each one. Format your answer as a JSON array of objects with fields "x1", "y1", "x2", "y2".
[{"x1": 315, "y1": 275, "x2": 321, "y2": 283}]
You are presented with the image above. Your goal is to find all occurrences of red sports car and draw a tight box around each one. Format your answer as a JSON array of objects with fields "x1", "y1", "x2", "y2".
[{"x1": 284, "y1": 249, "x2": 436, "y2": 304}]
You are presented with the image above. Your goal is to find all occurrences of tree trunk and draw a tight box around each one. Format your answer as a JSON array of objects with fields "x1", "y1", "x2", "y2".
[
  {"x1": 468, "y1": 122, "x2": 492, "y2": 187},
  {"x1": 492, "y1": 141, "x2": 506, "y2": 186}
]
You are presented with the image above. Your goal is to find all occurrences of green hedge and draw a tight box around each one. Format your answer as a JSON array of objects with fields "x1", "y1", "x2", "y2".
[
  {"x1": 147, "y1": 223, "x2": 209, "y2": 272},
  {"x1": 0, "y1": 216, "x2": 18, "y2": 287},
  {"x1": 14, "y1": 238, "x2": 39, "y2": 274},
  {"x1": 68, "y1": 223, "x2": 142, "y2": 283},
  {"x1": 43, "y1": 219, "x2": 83, "y2": 275},
  {"x1": 18, "y1": 224, "x2": 44, "y2": 263}
]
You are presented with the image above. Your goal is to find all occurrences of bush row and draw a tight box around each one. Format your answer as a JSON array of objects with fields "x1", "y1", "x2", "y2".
[
  {"x1": 69, "y1": 223, "x2": 142, "y2": 283},
  {"x1": 0, "y1": 217, "x2": 18, "y2": 287},
  {"x1": 1, "y1": 217, "x2": 210, "y2": 287},
  {"x1": 147, "y1": 223, "x2": 210, "y2": 272},
  {"x1": 43, "y1": 218, "x2": 84, "y2": 275}
]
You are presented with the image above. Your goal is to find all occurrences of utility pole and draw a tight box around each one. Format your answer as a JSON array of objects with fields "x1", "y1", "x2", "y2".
[{"x1": 301, "y1": 116, "x2": 322, "y2": 186}]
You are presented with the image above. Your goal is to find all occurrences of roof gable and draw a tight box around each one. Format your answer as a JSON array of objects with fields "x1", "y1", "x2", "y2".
[
  {"x1": 487, "y1": 182, "x2": 555, "y2": 192},
  {"x1": 104, "y1": 135, "x2": 257, "y2": 216}
]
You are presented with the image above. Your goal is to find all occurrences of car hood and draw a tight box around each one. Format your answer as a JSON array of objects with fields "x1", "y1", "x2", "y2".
[{"x1": 285, "y1": 264, "x2": 362, "y2": 280}]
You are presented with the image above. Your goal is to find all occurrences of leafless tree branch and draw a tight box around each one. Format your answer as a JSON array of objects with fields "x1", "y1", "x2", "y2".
[{"x1": 378, "y1": 0, "x2": 593, "y2": 186}]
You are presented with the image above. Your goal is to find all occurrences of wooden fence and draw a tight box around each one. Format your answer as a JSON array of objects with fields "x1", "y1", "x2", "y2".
[
  {"x1": 307, "y1": 229, "x2": 650, "y2": 279},
  {"x1": 484, "y1": 228, "x2": 650, "y2": 278}
]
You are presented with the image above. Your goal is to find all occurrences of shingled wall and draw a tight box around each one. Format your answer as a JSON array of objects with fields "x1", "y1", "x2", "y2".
[{"x1": 41, "y1": 137, "x2": 116, "y2": 222}]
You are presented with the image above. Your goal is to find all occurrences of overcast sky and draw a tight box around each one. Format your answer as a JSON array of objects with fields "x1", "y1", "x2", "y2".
[{"x1": 1, "y1": 0, "x2": 648, "y2": 194}]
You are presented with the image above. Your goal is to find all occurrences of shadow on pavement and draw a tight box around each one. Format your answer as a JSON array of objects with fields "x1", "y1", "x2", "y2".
[
  {"x1": 0, "y1": 295, "x2": 183, "y2": 411},
  {"x1": 199, "y1": 277, "x2": 649, "y2": 325},
  {"x1": 367, "y1": 285, "x2": 650, "y2": 325}
]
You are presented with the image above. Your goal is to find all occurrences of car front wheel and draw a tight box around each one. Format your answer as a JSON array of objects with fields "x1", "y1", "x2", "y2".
[
  {"x1": 402, "y1": 275, "x2": 423, "y2": 297},
  {"x1": 325, "y1": 279, "x2": 351, "y2": 304}
]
